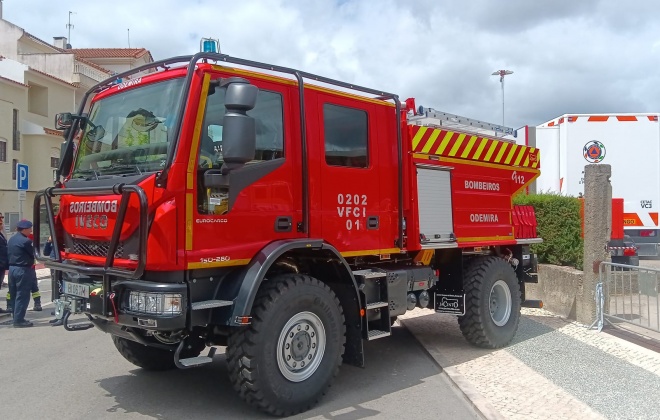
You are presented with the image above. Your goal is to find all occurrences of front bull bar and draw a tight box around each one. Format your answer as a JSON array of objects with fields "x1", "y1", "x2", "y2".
[{"x1": 33, "y1": 183, "x2": 148, "y2": 319}]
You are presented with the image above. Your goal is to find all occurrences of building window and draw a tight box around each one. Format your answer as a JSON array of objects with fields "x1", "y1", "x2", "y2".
[
  {"x1": 13, "y1": 109, "x2": 20, "y2": 151},
  {"x1": 4, "y1": 212, "x2": 18, "y2": 233},
  {"x1": 324, "y1": 104, "x2": 369, "y2": 168},
  {"x1": 51, "y1": 157, "x2": 60, "y2": 168},
  {"x1": 12, "y1": 159, "x2": 18, "y2": 180},
  {"x1": 28, "y1": 83, "x2": 49, "y2": 117},
  {"x1": 0, "y1": 140, "x2": 6, "y2": 162}
]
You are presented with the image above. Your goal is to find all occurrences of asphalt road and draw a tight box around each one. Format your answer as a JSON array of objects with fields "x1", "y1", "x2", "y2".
[{"x1": 0, "y1": 280, "x2": 479, "y2": 420}]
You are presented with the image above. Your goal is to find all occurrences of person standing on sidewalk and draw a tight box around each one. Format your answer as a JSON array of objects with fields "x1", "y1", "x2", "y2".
[
  {"x1": 5, "y1": 232, "x2": 42, "y2": 312},
  {"x1": 0, "y1": 214, "x2": 10, "y2": 315},
  {"x1": 26, "y1": 232, "x2": 42, "y2": 312},
  {"x1": 8, "y1": 220, "x2": 37, "y2": 328}
]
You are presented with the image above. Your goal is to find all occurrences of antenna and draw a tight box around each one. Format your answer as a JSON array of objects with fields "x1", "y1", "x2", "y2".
[
  {"x1": 66, "y1": 11, "x2": 76, "y2": 44},
  {"x1": 127, "y1": 28, "x2": 131, "y2": 48}
]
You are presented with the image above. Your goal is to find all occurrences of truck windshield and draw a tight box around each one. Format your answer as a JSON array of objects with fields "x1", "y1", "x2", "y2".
[{"x1": 71, "y1": 77, "x2": 185, "y2": 179}]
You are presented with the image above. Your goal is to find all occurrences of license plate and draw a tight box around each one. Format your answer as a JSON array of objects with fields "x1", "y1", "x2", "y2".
[{"x1": 63, "y1": 281, "x2": 90, "y2": 299}]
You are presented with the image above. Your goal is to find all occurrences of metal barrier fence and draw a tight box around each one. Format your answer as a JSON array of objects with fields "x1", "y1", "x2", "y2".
[{"x1": 592, "y1": 262, "x2": 660, "y2": 333}]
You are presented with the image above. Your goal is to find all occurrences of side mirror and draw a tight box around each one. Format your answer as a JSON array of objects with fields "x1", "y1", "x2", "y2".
[
  {"x1": 220, "y1": 77, "x2": 258, "y2": 174},
  {"x1": 55, "y1": 113, "x2": 73, "y2": 130}
]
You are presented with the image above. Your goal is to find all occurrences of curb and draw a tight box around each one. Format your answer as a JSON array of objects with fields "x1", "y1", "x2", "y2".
[{"x1": 400, "y1": 319, "x2": 506, "y2": 420}]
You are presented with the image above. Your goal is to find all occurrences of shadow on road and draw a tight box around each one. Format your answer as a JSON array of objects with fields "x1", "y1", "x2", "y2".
[
  {"x1": 401, "y1": 310, "x2": 556, "y2": 368},
  {"x1": 96, "y1": 327, "x2": 442, "y2": 419}
]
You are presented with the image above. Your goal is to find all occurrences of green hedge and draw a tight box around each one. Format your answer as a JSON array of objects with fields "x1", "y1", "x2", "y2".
[{"x1": 514, "y1": 193, "x2": 583, "y2": 269}]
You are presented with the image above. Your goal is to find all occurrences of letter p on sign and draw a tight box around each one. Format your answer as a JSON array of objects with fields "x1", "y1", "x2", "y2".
[{"x1": 17, "y1": 163, "x2": 29, "y2": 190}]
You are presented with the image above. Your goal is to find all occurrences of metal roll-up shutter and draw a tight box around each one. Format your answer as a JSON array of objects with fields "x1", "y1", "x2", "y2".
[{"x1": 417, "y1": 165, "x2": 454, "y2": 243}]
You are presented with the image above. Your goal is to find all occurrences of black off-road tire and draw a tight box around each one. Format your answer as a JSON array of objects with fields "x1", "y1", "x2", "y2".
[
  {"x1": 111, "y1": 335, "x2": 204, "y2": 371},
  {"x1": 227, "y1": 274, "x2": 346, "y2": 417},
  {"x1": 458, "y1": 256, "x2": 521, "y2": 348}
]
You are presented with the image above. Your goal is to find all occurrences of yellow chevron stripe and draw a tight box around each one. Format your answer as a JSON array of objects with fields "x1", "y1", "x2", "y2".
[
  {"x1": 412, "y1": 126, "x2": 428, "y2": 150},
  {"x1": 472, "y1": 138, "x2": 489, "y2": 160},
  {"x1": 494, "y1": 143, "x2": 508, "y2": 163},
  {"x1": 435, "y1": 130, "x2": 454, "y2": 155},
  {"x1": 532, "y1": 161, "x2": 539, "y2": 168},
  {"x1": 448, "y1": 133, "x2": 466, "y2": 157},
  {"x1": 514, "y1": 147, "x2": 526, "y2": 166},
  {"x1": 421, "y1": 129, "x2": 441, "y2": 153},
  {"x1": 461, "y1": 136, "x2": 478, "y2": 158},
  {"x1": 484, "y1": 141, "x2": 498, "y2": 161},
  {"x1": 504, "y1": 144, "x2": 518, "y2": 164},
  {"x1": 523, "y1": 156, "x2": 530, "y2": 167}
]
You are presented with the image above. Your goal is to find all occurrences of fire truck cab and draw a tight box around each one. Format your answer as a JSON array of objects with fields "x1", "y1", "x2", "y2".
[{"x1": 36, "y1": 52, "x2": 541, "y2": 416}]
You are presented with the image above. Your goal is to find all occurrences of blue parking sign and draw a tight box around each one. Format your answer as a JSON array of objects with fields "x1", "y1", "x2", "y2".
[{"x1": 17, "y1": 163, "x2": 28, "y2": 190}]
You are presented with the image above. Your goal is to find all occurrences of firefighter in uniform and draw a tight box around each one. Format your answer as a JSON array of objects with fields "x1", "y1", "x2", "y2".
[
  {"x1": 5, "y1": 233, "x2": 42, "y2": 312},
  {"x1": 8, "y1": 220, "x2": 36, "y2": 328}
]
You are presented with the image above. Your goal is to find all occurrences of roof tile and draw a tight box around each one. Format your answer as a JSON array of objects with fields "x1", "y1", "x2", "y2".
[{"x1": 69, "y1": 48, "x2": 152, "y2": 60}]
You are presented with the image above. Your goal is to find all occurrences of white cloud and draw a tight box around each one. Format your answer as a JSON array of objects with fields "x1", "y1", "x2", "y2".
[{"x1": 4, "y1": 0, "x2": 660, "y2": 127}]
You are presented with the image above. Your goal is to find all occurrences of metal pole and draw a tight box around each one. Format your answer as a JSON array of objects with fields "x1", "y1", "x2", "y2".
[
  {"x1": 501, "y1": 77, "x2": 505, "y2": 127},
  {"x1": 491, "y1": 70, "x2": 513, "y2": 129}
]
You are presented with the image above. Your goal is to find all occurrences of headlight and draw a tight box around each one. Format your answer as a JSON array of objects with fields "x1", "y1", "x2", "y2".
[{"x1": 128, "y1": 291, "x2": 183, "y2": 315}]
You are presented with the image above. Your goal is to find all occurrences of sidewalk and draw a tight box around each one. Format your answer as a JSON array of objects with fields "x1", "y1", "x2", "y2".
[{"x1": 400, "y1": 308, "x2": 660, "y2": 420}]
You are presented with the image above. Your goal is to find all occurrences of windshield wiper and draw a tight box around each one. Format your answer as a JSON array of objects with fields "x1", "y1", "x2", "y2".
[
  {"x1": 72, "y1": 168, "x2": 100, "y2": 180},
  {"x1": 104, "y1": 164, "x2": 143, "y2": 177}
]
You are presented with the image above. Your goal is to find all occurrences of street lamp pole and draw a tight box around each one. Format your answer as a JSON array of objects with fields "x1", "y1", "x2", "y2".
[{"x1": 491, "y1": 69, "x2": 513, "y2": 127}]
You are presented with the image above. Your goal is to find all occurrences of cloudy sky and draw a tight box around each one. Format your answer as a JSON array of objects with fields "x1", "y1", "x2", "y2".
[{"x1": 4, "y1": 0, "x2": 660, "y2": 128}]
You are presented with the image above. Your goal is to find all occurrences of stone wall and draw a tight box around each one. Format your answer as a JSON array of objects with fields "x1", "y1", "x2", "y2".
[{"x1": 525, "y1": 264, "x2": 583, "y2": 320}]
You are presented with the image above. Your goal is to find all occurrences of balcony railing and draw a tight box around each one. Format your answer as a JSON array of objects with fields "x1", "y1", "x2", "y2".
[{"x1": 74, "y1": 62, "x2": 109, "y2": 83}]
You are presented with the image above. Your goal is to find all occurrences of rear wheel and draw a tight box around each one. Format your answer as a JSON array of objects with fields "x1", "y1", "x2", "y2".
[
  {"x1": 227, "y1": 274, "x2": 345, "y2": 416},
  {"x1": 458, "y1": 256, "x2": 521, "y2": 348}
]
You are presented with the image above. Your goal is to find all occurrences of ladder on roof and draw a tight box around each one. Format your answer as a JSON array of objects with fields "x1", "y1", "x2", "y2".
[{"x1": 408, "y1": 106, "x2": 516, "y2": 138}]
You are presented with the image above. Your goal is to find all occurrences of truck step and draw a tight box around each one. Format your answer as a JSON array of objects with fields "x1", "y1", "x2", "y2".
[
  {"x1": 366, "y1": 301, "x2": 389, "y2": 310},
  {"x1": 367, "y1": 329, "x2": 391, "y2": 340},
  {"x1": 179, "y1": 355, "x2": 214, "y2": 367},
  {"x1": 176, "y1": 347, "x2": 217, "y2": 369},
  {"x1": 353, "y1": 269, "x2": 387, "y2": 279},
  {"x1": 191, "y1": 300, "x2": 233, "y2": 310}
]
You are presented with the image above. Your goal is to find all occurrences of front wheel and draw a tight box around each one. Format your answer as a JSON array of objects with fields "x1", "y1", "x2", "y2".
[
  {"x1": 458, "y1": 256, "x2": 521, "y2": 348},
  {"x1": 227, "y1": 274, "x2": 346, "y2": 416}
]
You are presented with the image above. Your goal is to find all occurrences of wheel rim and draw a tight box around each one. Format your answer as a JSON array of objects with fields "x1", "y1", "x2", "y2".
[
  {"x1": 489, "y1": 280, "x2": 512, "y2": 327},
  {"x1": 276, "y1": 311, "x2": 326, "y2": 382}
]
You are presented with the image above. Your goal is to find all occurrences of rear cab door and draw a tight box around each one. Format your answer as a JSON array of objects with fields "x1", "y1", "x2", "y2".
[{"x1": 307, "y1": 89, "x2": 396, "y2": 255}]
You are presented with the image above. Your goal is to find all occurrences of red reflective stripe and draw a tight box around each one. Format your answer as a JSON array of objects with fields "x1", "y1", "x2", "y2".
[
  {"x1": 616, "y1": 116, "x2": 637, "y2": 121},
  {"x1": 588, "y1": 116, "x2": 609, "y2": 122}
]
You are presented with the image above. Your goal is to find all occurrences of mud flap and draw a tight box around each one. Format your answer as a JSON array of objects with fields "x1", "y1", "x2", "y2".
[{"x1": 435, "y1": 293, "x2": 465, "y2": 315}]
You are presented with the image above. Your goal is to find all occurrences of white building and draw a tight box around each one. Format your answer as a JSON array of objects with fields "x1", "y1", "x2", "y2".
[{"x1": 0, "y1": 9, "x2": 153, "y2": 237}]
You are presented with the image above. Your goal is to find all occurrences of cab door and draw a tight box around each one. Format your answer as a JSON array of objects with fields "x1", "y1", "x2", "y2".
[
  {"x1": 186, "y1": 72, "x2": 304, "y2": 268},
  {"x1": 310, "y1": 93, "x2": 383, "y2": 255}
]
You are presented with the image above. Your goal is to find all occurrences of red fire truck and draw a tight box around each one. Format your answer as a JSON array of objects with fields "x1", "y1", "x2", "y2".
[{"x1": 35, "y1": 53, "x2": 541, "y2": 416}]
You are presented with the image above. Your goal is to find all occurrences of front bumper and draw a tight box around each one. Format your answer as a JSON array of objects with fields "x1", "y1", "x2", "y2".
[{"x1": 57, "y1": 277, "x2": 188, "y2": 331}]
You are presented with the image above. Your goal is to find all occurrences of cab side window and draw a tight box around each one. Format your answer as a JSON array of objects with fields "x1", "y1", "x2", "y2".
[
  {"x1": 198, "y1": 87, "x2": 285, "y2": 170},
  {"x1": 323, "y1": 104, "x2": 368, "y2": 168}
]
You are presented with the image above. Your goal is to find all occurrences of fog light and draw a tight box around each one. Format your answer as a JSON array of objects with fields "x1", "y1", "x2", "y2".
[{"x1": 128, "y1": 291, "x2": 183, "y2": 315}]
